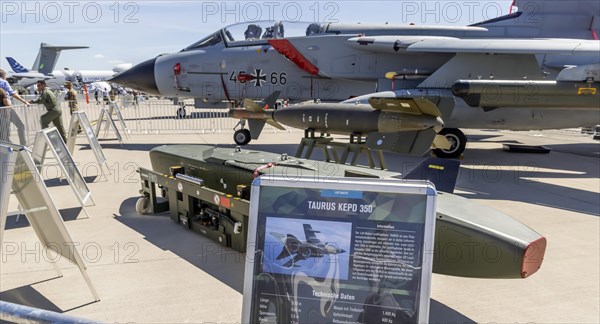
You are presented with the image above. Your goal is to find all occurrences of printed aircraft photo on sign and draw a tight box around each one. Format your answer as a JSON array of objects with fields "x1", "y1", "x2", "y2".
[
  {"x1": 271, "y1": 223, "x2": 347, "y2": 268},
  {"x1": 262, "y1": 217, "x2": 352, "y2": 280}
]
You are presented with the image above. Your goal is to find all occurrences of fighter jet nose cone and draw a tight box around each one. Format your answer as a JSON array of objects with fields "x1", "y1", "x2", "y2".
[{"x1": 110, "y1": 57, "x2": 159, "y2": 95}]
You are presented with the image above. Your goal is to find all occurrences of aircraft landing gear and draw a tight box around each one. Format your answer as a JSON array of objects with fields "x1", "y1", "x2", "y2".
[
  {"x1": 234, "y1": 129, "x2": 252, "y2": 145},
  {"x1": 176, "y1": 106, "x2": 187, "y2": 118},
  {"x1": 233, "y1": 119, "x2": 251, "y2": 145},
  {"x1": 433, "y1": 128, "x2": 467, "y2": 159},
  {"x1": 175, "y1": 99, "x2": 187, "y2": 118}
]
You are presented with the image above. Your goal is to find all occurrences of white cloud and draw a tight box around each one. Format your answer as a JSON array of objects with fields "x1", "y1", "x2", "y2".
[
  {"x1": 93, "y1": 54, "x2": 105, "y2": 59},
  {"x1": 108, "y1": 60, "x2": 124, "y2": 64}
]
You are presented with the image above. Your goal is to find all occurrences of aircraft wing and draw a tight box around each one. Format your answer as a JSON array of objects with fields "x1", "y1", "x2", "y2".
[
  {"x1": 8, "y1": 72, "x2": 52, "y2": 80},
  {"x1": 282, "y1": 253, "x2": 305, "y2": 268},
  {"x1": 275, "y1": 247, "x2": 293, "y2": 261},
  {"x1": 303, "y1": 224, "x2": 321, "y2": 244},
  {"x1": 346, "y1": 36, "x2": 600, "y2": 55}
]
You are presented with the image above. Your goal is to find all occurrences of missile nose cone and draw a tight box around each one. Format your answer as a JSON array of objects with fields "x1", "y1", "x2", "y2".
[
  {"x1": 451, "y1": 81, "x2": 470, "y2": 96},
  {"x1": 110, "y1": 57, "x2": 159, "y2": 95}
]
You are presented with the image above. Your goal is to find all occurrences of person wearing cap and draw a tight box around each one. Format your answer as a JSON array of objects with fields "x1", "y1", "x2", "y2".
[
  {"x1": 28, "y1": 80, "x2": 67, "y2": 142},
  {"x1": 64, "y1": 82, "x2": 79, "y2": 114},
  {"x1": 64, "y1": 81, "x2": 82, "y2": 133}
]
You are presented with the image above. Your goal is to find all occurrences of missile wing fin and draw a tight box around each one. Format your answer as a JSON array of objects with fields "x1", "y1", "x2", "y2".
[
  {"x1": 242, "y1": 99, "x2": 262, "y2": 112},
  {"x1": 242, "y1": 91, "x2": 281, "y2": 112},
  {"x1": 368, "y1": 97, "x2": 442, "y2": 117},
  {"x1": 432, "y1": 135, "x2": 452, "y2": 150},
  {"x1": 248, "y1": 119, "x2": 266, "y2": 140}
]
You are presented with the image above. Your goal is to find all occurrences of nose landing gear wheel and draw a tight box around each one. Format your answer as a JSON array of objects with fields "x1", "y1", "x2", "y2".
[
  {"x1": 234, "y1": 129, "x2": 252, "y2": 145},
  {"x1": 176, "y1": 107, "x2": 187, "y2": 118},
  {"x1": 433, "y1": 128, "x2": 466, "y2": 158}
]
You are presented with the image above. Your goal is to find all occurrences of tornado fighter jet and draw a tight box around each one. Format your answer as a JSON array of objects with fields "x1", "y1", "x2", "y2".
[
  {"x1": 112, "y1": 0, "x2": 600, "y2": 158},
  {"x1": 271, "y1": 224, "x2": 346, "y2": 268}
]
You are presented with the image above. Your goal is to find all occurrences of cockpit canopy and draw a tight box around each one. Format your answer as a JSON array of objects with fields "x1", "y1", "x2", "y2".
[
  {"x1": 184, "y1": 31, "x2": 223, "y2": 50},
  {"x1": 183, "y1": 21, "x2": 325, "y2": 51}
]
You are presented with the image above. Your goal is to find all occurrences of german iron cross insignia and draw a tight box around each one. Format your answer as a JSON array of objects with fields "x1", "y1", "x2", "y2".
[{"x1": 251, "y1": 69, "x2": 267, "y2": 87}]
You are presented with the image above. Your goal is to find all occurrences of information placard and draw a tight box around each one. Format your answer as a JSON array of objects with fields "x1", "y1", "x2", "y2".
[{"x1": 243, "y1": 177, "x2": 436, "y2": 324}]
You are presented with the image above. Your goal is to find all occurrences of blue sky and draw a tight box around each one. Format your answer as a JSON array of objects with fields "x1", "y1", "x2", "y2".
[{"x1": 0, "y1": 1, "x2": 512, "y2": 71}]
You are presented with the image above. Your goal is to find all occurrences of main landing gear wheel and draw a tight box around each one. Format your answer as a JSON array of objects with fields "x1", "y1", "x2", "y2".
[
  {"x1": 433, "y1": 128, "x2": 467, "y2": 158},
  {"x1": 234, "y1": 129, "x2": 252, "y2": 145},
  {"x1": 176, "y1": 107, "x2": 187, "y2": 118},
  {"x1": 135, "y1": 196, "x2": 150, "y2": 215}
]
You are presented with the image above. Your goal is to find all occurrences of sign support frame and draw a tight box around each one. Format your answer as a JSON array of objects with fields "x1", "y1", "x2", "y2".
[
  {"x1": 0, "y1": 142, "x2": 98, "y2": 301},
  {"x1": 32, "y1": 128, "x2": 94, "y2": 218},
  {"x1": 67, "y1": 111, "x2": 111, "y2": 177}
]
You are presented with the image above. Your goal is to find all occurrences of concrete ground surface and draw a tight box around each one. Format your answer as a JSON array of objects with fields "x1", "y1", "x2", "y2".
[{"x1": 1, "y1": 128, "x2": 599, "y2": 323}]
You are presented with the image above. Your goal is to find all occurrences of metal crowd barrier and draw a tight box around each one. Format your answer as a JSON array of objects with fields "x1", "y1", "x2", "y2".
[
  {"x1": 5, "y1": 92, "x2": 599, "y2": 146},
  {"x1": 0, "y1": 300, "x2": 98, "y2": 324},
  {"x1": 0, "y1": 104, "x2": 47, "y2": 146},
  {"x1": 1, "y1": 94, "x2": 292, "y2": 146}
]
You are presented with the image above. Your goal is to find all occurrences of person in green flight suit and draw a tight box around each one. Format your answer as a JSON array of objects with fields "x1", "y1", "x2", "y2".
[{"x1": 28, "y1": 80, "x2": 67, "y2": 142}]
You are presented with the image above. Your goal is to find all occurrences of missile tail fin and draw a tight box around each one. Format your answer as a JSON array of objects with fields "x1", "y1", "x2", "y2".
[
  {"x1": 264, "y1": 91, "x2": 281, "y2": 109},
  {"x1": 403, "y1": 157, "x2": 460, "y2": 193}
]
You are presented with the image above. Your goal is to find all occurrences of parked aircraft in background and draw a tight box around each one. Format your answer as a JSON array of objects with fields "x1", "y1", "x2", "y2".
[
  {"x1": 113, "y1": 0, "x2": 600, "y2": 157},
  {"x1": 7, "y1": 56, "x2": 131, "y2": 91},
  {"x1": 4, "y1": 43, "x2": 89, "y2": 88},
  {"x1": 5, "y1": 43, "x2": 132, "y2": 92}
]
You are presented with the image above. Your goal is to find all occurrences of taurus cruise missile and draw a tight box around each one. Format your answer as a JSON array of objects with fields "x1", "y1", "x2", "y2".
[
  {"x1": 230, "y1": 96, "x2": 451, "y2": 156},
  {"x1": 141, "y1": 144, "x2": 546, "y2": 279}
]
